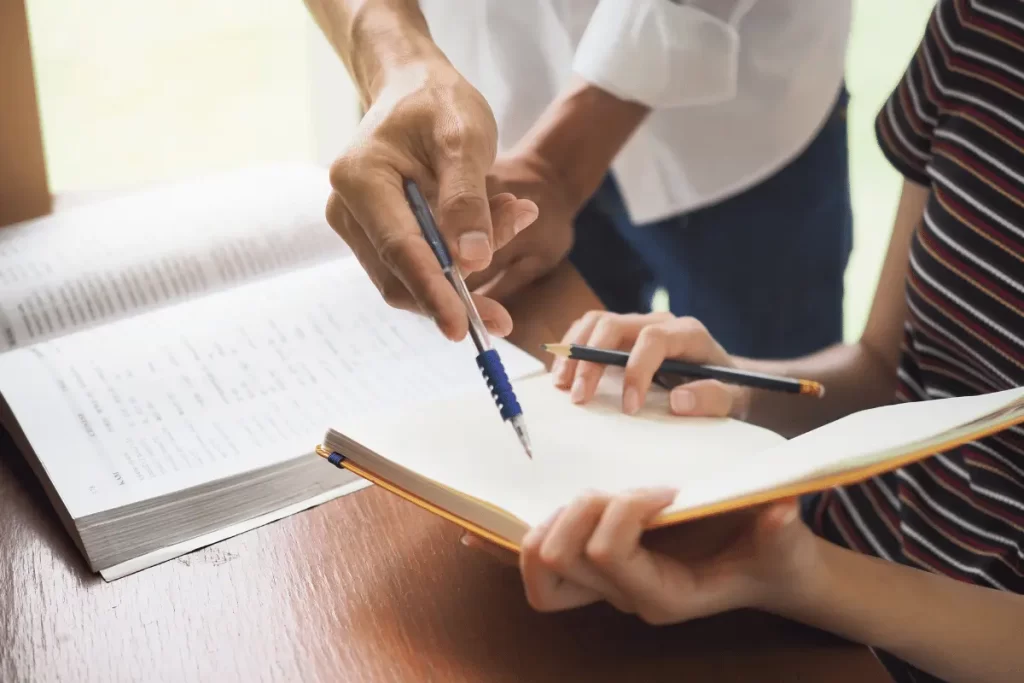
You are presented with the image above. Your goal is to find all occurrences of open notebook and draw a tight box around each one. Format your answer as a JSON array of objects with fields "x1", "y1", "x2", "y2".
[
  {"x1": 0, "y1": 163, "x2": 543, "y2": 579},
  {"x1": 319, "y1": 370, "x2": 1024, "y2": 551}
]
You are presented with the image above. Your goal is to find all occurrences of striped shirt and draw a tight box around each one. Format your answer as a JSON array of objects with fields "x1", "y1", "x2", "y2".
[{"x1": 802, "y1": 2, "x2": 1024, "y2": 681}]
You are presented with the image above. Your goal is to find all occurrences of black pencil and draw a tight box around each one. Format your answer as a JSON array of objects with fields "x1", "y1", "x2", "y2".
[{"x1": 542, "y1": 343, "x2": 825, "y2": 398}]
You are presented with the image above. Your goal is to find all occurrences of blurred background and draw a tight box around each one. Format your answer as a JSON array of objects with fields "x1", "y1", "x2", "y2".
[{"x1": 24, "y1": 0, "x2": 937, "y2": 341}]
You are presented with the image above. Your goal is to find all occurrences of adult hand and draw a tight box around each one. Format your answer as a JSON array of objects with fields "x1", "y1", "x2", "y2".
[
  {"x1": 464, "y1": 151, "x2": 578, "y2": 303},
  {"x1": 326, "y1": 60, "x2": 539, "y2": 342},
  {"x1": 550, "y1": 311, "x2": 752, "y2": 419}
]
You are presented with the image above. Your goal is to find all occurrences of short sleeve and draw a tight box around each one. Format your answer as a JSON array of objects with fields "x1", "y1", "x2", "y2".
[
  {"x1": 874, "y1": 12, "x2": 944, "y2": 186},
  {"x1": 572, "y1": 0, "x2": 749, "y2": 109}
]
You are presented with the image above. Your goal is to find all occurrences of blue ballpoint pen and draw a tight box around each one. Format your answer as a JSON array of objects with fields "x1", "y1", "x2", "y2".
[{"x1": 402, "y1": 178, "x2": 534, "y2": 459}]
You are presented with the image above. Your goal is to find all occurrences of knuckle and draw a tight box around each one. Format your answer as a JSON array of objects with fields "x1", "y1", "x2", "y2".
[
  {"x1": 376, "y1": 232, "x2": 417, "y2": 271},
  {"x1": 637, "y1": 324, "x2": 670, "y2": 346},
  {"x1": 328, "y1": 154, "x2": 360, "y2": 191},
  {"x1": 537, "y1": 545, "x2": 568, "y2": 572},
  {"x1": 439, "y1": 187, "x2": 488, "y2": 220},
  {"x1": 435, "y1": 124, "x2": 468, "y2": 159},
  {"x1": 579, "y1": 310, "x2": 606, "y2": 330},
  {"x1": 675, "y1": 316, "x2": 708, "y2": 337},
  {"x1": 324, "y1": 192, "x2": 347, "y2": 230},
  {"x1": 584, "y1": 538, "x2": 617, "y2": 568}
]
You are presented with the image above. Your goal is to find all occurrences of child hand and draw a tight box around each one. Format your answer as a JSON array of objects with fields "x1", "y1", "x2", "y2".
[{"x1": 551, "y1": 311, "x2": 751, "y2": 419}]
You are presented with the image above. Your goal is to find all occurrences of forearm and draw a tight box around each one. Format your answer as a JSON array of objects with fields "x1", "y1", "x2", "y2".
[
  {"x1": 514, "y1": 76, "x2": 649, "y2": 208},
  {"x1": 302, "y1": 0, "x2": 442, "y2": 104},
  {"x1": 733, "y1": 343, "x2": 898, "y2": 438},
  {"x1": 770, "y1": 537, "x2": 1024, "y2": 683},
  {"x1": 731, "y1": 180, "x2": 929, "y2": 437}
]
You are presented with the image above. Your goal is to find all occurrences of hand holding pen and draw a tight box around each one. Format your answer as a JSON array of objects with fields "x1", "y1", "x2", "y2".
[
  {"x1": 403, "y1": 179, "x2": 534, "y2": 458},
  {"x1": 321, "y1": 63, "x2": 538, "y2": 344}
]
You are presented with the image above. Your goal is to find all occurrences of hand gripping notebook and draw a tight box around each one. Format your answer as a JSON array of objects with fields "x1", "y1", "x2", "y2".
[{"x1": 317, "y1": 372, "x2": 1024, "y2": 551}]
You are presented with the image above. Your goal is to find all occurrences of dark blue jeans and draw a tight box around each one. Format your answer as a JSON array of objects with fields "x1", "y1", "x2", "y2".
[{"x1": 569, "y1": 88, "x2": 853, "y2": 359}]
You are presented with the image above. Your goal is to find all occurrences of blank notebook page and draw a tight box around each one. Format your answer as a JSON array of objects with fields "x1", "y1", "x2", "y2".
[{"x1": 332, "y1": 371, "x2": 785, "y2": 527}]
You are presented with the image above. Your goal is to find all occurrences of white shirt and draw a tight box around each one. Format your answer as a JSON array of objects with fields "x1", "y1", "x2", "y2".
[{"x1": 417, "y1": 0, "x2": 852, "y2": 225}]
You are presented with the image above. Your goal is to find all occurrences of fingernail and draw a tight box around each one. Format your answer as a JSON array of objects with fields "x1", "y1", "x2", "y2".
[
  {"x1": 570, "y1": 377, "x2": 586, "y2": 403},
  {"x1": 670, "y1": 389, "x2": 696, "y2": 414},
  {"x1": 623, "y1": 387, "x2": 640, "y2": 415},
  {"x1": 460, "y1": 534, "x2": 472, "y2": 546},
  {"x1": 513, "y1": 210, "x2": 537, "y2": 235},
  {"x1": 458, "y1": 231, "x2": 492, "y2": 262}
]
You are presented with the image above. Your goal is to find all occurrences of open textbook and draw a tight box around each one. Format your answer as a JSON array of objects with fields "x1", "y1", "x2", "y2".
[
  {"x1": 0, "y1": 164, "x2": 544, "y2": 579},
  {"x1": 320, "y1": 366, "x2": 1024, "y2": 552}
]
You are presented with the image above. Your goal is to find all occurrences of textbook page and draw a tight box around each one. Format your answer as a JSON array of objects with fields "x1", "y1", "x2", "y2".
[
  {"x1": 0, "y1": 164, "x2": 348, "y2": 352},
  {"x1": 0, "y1": 260, "x2": 543, "y2": 520}
]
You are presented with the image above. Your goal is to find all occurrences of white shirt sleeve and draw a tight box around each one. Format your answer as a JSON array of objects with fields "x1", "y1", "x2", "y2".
[{"x1": 572, "y1": 0, "x2": 758, "y2": 109}]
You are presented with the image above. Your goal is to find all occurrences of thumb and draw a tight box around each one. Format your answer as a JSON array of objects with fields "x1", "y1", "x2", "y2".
[
  {"x1": 435, "y1": 159, "x2": 495, "y2": 274},
  {"x1": 668, "y1": 380, "x2": 744, "y2": 418}
]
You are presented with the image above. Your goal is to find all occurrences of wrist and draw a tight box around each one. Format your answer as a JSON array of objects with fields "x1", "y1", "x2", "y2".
[
  {"x1": 750, "y1": 523, "x2": 833, "y2": 618},
  {"x1": 514, "y1": 78, "x2": 648, "y2": 208},
  {"x1": 347, "y1": 4, "x2": 448, "y2": 104}
]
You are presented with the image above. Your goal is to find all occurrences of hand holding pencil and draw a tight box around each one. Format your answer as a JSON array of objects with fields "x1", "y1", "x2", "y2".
[{"x1": 546, "y1": 311, "x2": 823, "y2": 420}]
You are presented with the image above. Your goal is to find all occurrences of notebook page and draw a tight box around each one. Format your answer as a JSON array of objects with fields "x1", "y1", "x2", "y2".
[
  {"x1": 745, "y1": 387, "x2": 1024, "y2": 481},
  {"x1": 615, "y1": 386, "x2": 1024, "y2": 517},
  {"x1": 327, "y1": 371, "x2": 787, "y2": 527},
  {"x1": 0, "y1": 163, "x2": 347, "y2": 352},
  {"x1": 0, "y1": 260, "x2": 543, "y2": 519}
]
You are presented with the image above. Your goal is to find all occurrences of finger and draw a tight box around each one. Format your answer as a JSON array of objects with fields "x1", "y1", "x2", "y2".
[
  {"x1": 435, "y1": 155, "x2": 495, "y2": 274},
  {"x1": 471, "y1": 293, "x2": 513, "y2": 338},
  {"x1": 521, "y1": 509, "x2": 602, "y2": 612},
  {"x1": 669, "y1": 380, "x2": 738, "y2": 418},
  {"x1": 488, "y1": 193, "x2": 538, "y2": 254},
  {"x1": 462, "y1": 204, "x2": 532, "y2": 294},
  {"x1": 536, "y1": 493, "x2": 634, "y2": 611},
  {"x1": 330, "y1": 166, "x2": 469, "y2": 341},
  {"x1": 622, "y1": 317, "x2": 722, "y2": 414},
  {"x1": 460, "y1": 533, "x2": 518, "y2": 566},
  {"x1": 327, "y1": 191, "x2": 416, "y2": 312},
  {"x1": 474, "y1": 255, "x2": 549, "y2": 303},
  {"x1": 552, "y1": 312, "x2": 604, "y2": 389},
  {"x1": 585, "y1": 488, "x2": 688, "y2": 621},
  {"x1": 571, "y1": 314, "x2": 655, "y2": 405}
]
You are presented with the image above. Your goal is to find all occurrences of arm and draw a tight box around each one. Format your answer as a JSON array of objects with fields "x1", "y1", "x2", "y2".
[
  {"x1": 302, "y1": 0, "x2": 540, "y2": 342},
  {"x1": 735, "y1": 179, "x2": 930, "y2": 437},
  {"x1": 468, "y1": 0, "x2": 747, "y2": 298},
  {"x1": 503, "y1": 488, "x2": 1024, "y2": 683},
  {"x1": 302, "y1": 0, "x2": 435, "y2": 106},
  {"x1": 527, "y1": 0, "x2": 750, "y2": 208},
  {"x1": 554, "y1": 179, "x2": 930, "y2": 436},
  {"x1": 512, "y1": 76, "x2": 649, "y2": 211},
  {"x1": 770, "y1": 535, "x2": 1024, "y2": 683}
]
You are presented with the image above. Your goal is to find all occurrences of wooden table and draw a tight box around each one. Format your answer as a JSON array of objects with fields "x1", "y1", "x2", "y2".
[{"x1": 0, "y1": 262, "x2": 891, "y2": 683}]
